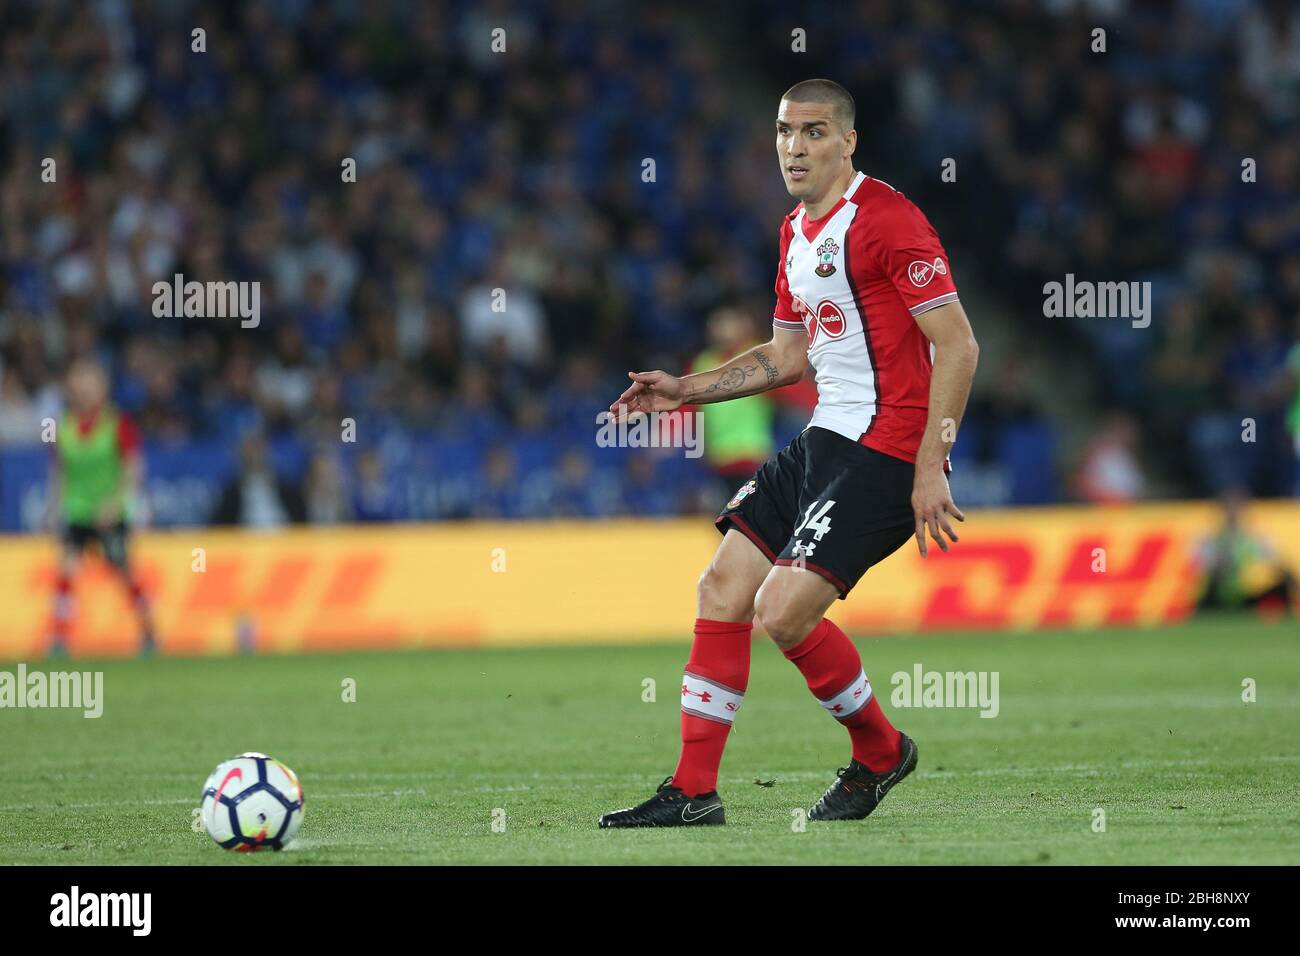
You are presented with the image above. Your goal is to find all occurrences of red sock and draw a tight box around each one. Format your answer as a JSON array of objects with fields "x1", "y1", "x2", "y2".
[
  {"x1": 782, "y1": 618, "x2": 901, "y2": 772},
  {"x1": 672, "y1": 618, "x2": 752, "y2": 797},
  {"x1": 127, "y1": 579, "x2": 154, "y2": 640},
  {"x1": 52, "y1": 573, "x2": 73, "y2": 647}
]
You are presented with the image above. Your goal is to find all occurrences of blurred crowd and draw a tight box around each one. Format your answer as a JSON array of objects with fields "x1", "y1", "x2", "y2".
[
  {"x1": 740, "y1": 0, "x2": 1300, "y2": 500},
  {"x1": 0, "y1": 0, "x2": 1298, "y2": 528}
]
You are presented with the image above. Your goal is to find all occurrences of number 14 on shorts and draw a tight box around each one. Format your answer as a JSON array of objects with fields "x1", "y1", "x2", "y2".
[{"x1": 794, "y1": 499, "x2": 836, "y2": 542}]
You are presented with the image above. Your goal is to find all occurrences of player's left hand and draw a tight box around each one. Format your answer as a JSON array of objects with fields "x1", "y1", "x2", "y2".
[
  {"x1": 608, "y1": 370, "x2": 685, "y2": 421},
  {"x1": 911, "y1": 467, "x2": 964, "y2": 558}
]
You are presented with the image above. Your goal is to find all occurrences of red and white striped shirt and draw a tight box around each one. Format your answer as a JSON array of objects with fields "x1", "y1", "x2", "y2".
[{"x1": 773, "y1": 171, "x2": 960, "y2": 464}]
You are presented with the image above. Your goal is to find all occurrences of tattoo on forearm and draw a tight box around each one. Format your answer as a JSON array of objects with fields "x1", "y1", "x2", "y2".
[
  {"x1": 688, "y1": 364, "x2": 754, "y2": 402},
  {"x1": 686, "y1": 350, "x2": 781, "y2": 403}
]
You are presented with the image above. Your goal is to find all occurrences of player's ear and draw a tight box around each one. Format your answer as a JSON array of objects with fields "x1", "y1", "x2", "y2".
[{"x1": 844, "y1": 127, "x2": 857, "y2": 159}]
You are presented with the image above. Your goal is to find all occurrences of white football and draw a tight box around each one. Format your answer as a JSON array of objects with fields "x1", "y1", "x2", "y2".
[{"x1": 200, "y1": 752, "x2": 304, "y2": 851}]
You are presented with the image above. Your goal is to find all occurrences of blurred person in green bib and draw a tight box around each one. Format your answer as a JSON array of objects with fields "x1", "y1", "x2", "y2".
[
  {"x1": 46, "y1": 360, "x2": 155, "y2": 656},
  {"x1": 688, "y1": 307, "x2": 776, "y2": 497}
]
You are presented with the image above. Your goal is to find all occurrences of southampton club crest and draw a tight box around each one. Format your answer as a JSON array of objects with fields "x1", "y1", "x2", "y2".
[
  {"x1": 814, "y1": 238, "x2": 839, "y2": 277},
  {"x1": 727, "y1": 479, "x2": 757, "y2": 510}
]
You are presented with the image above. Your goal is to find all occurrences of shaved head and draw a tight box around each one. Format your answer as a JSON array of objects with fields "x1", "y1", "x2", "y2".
[
  {"x1": 775, "y1": 79, "x2": 858, "y2": 214},
  {"x1": 781, "y1": 78, "x2": 855, "y2": 132}
]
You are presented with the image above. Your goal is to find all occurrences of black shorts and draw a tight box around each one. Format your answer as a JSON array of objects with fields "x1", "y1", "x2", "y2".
[
  {"x1": 62, "y1": 522, "x2": 130, "y2": 570},
  {"x1": 715, "y1": 426, "x2": 915, "y2": 598}
]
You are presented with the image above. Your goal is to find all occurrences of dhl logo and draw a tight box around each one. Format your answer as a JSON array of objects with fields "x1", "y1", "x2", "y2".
[
  {"x1": 24, "y1": 551, "x2": 408, "y2": 655},
  {"x1": 0, "y1": 505, "x2": 1292, "y2": 657},
  {"x1": 842, "y1": 531, "x2": 1201, "y2": 633}
]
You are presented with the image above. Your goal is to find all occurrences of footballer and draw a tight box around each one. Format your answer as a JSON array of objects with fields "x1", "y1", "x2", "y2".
[
  {"x1": 47, "y1": 360, "x2": 155, "y2": 656},
  {"x1": 600, "y1": 79, "x2": 979, "y2": 826}
]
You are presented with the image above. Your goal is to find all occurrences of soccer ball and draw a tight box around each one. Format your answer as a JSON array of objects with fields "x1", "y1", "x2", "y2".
[{"x1": 200, "y1": 752, "x2": 304, "y2": 851}]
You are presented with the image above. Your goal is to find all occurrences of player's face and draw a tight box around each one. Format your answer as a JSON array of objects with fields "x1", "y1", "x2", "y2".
[
  {"x1": 776, "y1": 100, "x2": 851, "y2": 201},
  {"x1": 68, "y1": 366, "x2": 107, "y2": 412}
]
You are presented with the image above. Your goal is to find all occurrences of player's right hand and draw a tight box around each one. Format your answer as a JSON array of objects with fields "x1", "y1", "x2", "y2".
[
  {"x1": 911, "y1": 466, "x2": 964, "y2": 558},
  {"x1": 608, "y1": 370, "x2": 685, "y2": 421}
]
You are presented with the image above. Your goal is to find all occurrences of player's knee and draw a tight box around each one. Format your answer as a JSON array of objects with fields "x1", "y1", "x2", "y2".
[
  {"x1": 753, "y1": 582, "x2": 817, "y2": 650},
  {"x1": 696, "y1": 563, "x2": 756, "y2": 623}
]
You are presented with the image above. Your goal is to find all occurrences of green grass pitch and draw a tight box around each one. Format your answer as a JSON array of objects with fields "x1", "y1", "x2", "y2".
[{"x1": 1, "y1": 618, "x2": 1296, "y2": 865}]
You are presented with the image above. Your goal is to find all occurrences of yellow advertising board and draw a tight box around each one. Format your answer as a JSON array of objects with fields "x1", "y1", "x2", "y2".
[{"x1": 0, "y1": 501, "x2": 1296, "y2": 658}]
